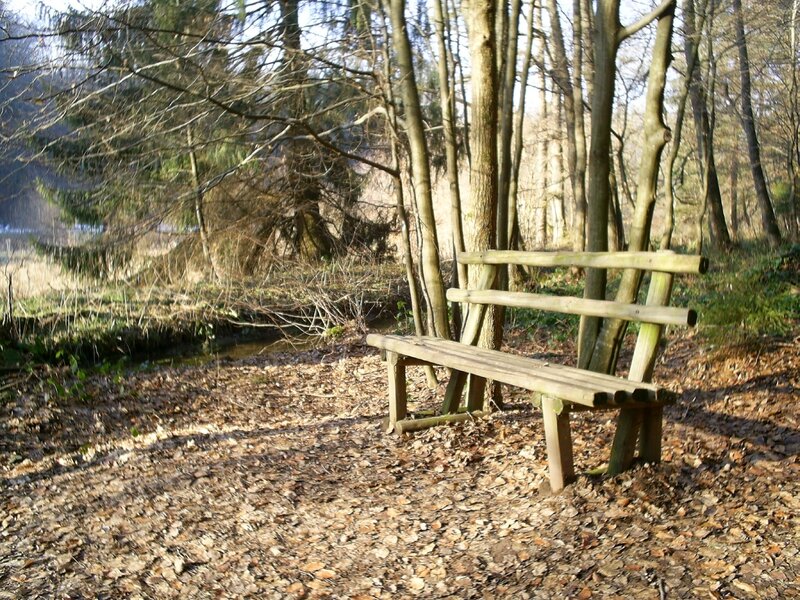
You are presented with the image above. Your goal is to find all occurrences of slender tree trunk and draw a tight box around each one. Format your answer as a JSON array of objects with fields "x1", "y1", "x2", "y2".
[
  {"x1": 683, "y1": 0, "x2": 731, "y2": 251},
  {"x1": 660, "y1": 0, "x2": 706, "y2": 249},
  {"x1": 390, "y1": 0, "x2": 450, "y2": 340},
  {"x1": 464, "y1": 0, "x2": 499, "y2": 404},
  {"x1": 552, "y1": 97, "x2": 566, "y2": 244},
  {"x1": 432, "y1": 0, "x2": 467, "y2": 299},
  {"x1": 497, "y1": 0, "x2": 522, "y2": 261},
  {"x1": 448, "y1": 0, "x2": 472, "y2": 166},
  {"x1": 582, "y1": 0, "x2": 595, "y2": 100},
  {"x1": 533, "y1": 4, "x2": 549, "y2": 250},
  {"x1": 186, "y1": 125, "x2": 218, "y2": 280},
  {"x1": 545, "y1": 0, "x2": 586, "y2": 251},
  {"x1": 732, "y1": 0, "x2": 782, "y2": 247},
  {"x1": 579, "y1": 0, "x2": 619, "y2": 368},
  {"x1": 534, "y1": 81, "x2": 549, "y2": 249},
  {"x1": 608, "y1": 157, "x2": 625, "y2": 251},
  {"x1": 730, "y1": 150, "x2": 739, "y2": 242},
  {"x1": 377, "y1": 12, "x2": 438, "y2": 386},
  {"x1": 572, "y1": 0, "x2": 589, "y2": 251},
  {"x1": 508, "y1": 0, "x2": 537, "y2": 255}
]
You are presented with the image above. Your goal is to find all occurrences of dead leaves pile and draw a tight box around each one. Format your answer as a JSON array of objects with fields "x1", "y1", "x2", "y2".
[{"x1": 0, "y1": 333, "x2": 798, "y2": 599}]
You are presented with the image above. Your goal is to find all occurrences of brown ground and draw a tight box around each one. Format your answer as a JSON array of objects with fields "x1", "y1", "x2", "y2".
[{"x1": 1, "y1": 330, "x2": 798, "y2": 599}]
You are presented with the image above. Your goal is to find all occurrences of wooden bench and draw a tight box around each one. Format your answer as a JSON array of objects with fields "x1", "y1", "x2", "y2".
[{"x1": 367, "y1": 250, "x2": 707, "y2": 491}]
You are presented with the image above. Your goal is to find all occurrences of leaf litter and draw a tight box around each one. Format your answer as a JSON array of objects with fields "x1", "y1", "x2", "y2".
[{"x1": 0, "y1": 331, "x2": 798, "y2": 599}]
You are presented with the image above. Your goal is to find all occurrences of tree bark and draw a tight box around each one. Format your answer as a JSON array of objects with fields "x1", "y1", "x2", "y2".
[
  {"x1": 186, "y1": 125, "x2": 218, "y2": 280},
  {"x1": 730, "y1": 150, "x2": 739, "y2": 242},
  {"x1": 497, "y1": 0, "x2": 522, "y2": 260},
  {"x1": 660, "y1": 0, "x2": 705, "y2": 250},
  {"x1": 508, "y1": 0, "x2": 537, "y2": 256},
  {"x1": 683, "y1": 0, "x2": 732, "y2": 251},
  {"x1": 731, "y1": 0, "x2": 782, "y2": 247},
  {"x1": 432, "y1": 0, "x2": 467, "y2": 297},
  {"x1": 464, "y1": 0, "x2": 500, "y2": 408},
  {"x1": 545, "y1": 0, "x2": 587, "y2": 252},
  {"x1": 579, "y1": 0, "x2": 619, "y2": 368},
  {"x1": 588, "y1": 0, "x2": 676, "y2": 375},
  {"x1": 390, "y1": 0, "x2": 451, "y2": 339}
]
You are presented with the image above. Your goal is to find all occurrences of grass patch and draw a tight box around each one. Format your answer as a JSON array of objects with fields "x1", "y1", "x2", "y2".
[{"x1": 676, "y1": 243, "x2": 800, "y2": 348}]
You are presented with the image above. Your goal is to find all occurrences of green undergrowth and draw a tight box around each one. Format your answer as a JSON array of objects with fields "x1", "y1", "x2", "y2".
[
  {"x1": 505, "y1": 268, "x2": 584, "y2": 342},
  {"x1": 677, "y1": 243, "x2": 800, "y2": 348},
  {"x1": 2, "y1": 260, "x2": 407, "y2": 367}
]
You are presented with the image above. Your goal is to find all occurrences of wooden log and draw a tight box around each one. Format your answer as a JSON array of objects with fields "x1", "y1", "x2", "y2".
[
  {"x1": 446, "y1": 288, "x2": 696, "y2": 327},
  {"x1": 459, "y1": 264, "x2": 497, "y2": 344},
  {"x1": 629, "y1": 271, "x2": 675, "y2": 382},
  {"x1": 607, "y1": 409, "x2": 643, "y2": 475},
  {"x1": 542, "y1": 396, "x2": 575, "y2": 492},
  {"x1": 441, "y1": 369, "x2": 467, "y2": 414},
  {"x1": 639, "y1": 405, "x2": 664, "y2": 463},
  {"x1": 394, "y1": 411, "x2": 486, "y2": 434},
  {"x1": 386, "y1": 352, "x2": 407, "y2": 433},
  {"x1": 466, "y1": 374, "x2": 487, "y2": 411},
  {"x1": 631, "y1": 270, "x2": 676, "y2": 465},
  {"x1": 608, "y1": 271, "x2": 675, "y2": 472},
  {"x1": 457, "y1": 250, "x2": 708, "y2": 274}
]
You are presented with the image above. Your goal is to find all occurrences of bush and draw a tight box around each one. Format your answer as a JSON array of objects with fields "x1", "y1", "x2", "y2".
[{"x1": 684, "y1": 244, "x2": 800, "y2": 348}]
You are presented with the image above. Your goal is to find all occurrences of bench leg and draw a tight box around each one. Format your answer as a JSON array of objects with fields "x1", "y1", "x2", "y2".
[
  {"x1": 639, "y1": 406, "x2": 663, "y2": 464},
  {"x1": 441, "y1": 369, "x2": 467, "y2": 414},
  {"x1": 542, "y1": 396, "x2": 575, "y2": 492},
  {"x1": 466, "y1": 375, "x2": 487, "y2": 412},
  {"x1": 387, "y1": 352, "x2": 407, "y2": 432},
  {"x1": 607, "y1": 408, "x2": 643, "y2": 475}
]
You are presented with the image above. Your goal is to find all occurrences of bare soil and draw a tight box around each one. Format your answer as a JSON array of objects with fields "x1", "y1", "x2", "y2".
[{"x1": 1, "y1": 330, "x2": 798, "y2": 599}]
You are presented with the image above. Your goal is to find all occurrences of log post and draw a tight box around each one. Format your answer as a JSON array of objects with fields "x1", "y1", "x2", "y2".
[
  {"x1": 542, "y1": 396, "x2": 575, "y2": 492},
  {"x1": 466, "y1": 374, "x2": 487, "y2": 411},
  {"x1": 386, "y1": 351, "x2": 407, "y2": 432},
  {"x1": 608, "y1": 269, "x2": 674, "y2": 473},
  {"x1": 441, "y1": 369, "x2": 467, "y2": 414}
]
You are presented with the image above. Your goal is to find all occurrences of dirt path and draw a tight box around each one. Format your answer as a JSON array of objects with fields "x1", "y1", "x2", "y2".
[{"x1": 1, "y1": 332, "x2": 798, "y2": 599}]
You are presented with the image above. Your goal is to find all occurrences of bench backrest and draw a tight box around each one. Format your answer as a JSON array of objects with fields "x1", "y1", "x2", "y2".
[{"x1": 449, "y1": 250, "x2": 707, "y2": 382}]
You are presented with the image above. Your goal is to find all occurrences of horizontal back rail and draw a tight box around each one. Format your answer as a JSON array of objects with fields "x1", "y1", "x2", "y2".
[
  {"x1": 446, "y1": 288, "x2": 697, "y2": 327},
  {"x1": 458, "y1": 250, "x2": 708, "y2": 274}
]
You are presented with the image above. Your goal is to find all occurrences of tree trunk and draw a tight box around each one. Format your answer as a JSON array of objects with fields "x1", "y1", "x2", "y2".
[
  {"x1": 683, "y1": 0, "x2": 732, "y2": 251},
  {"x1": 579, "y1": 0, "x2": 619, "y2": 368},
  {"x1": 463, "y1": 0, "x2": 500, "y2": 408},
  {"x1": 588, "y1": 0, "x2": 676, "y2": 375},
  {"x1": 730, "y1": 150, "x2": 739, "y2": 242},
  {"x1": 508, "y1": 0, "x2": 537, "y2": 255},
  {"x1": 390, "y1": 0, "x2": 451, "y2": 340},
  {"x1": 552, "y1": 97, "x2": 567, "y2": 244},
  {"x1": 660, "y1": 0, "x2": 706, "y2": 250},
  {"x1": 545, "y1": 0, "x2": 586, "y2": 252},
  {"x1": 432, "y1": 0, "x2": 467, "y2": 303},
  {"x1": 496, "y1": 0, "x2": 521, "y2": 258},
  {"x1": 571, "y1": 0, "x2": 589, "y2": 251},
  {"x1": 608, "y1": 157, "x2": 625, "y2": 251},
  {"x1": 186, "y1": 125, "x2": 218, "y2": 280},
  {"x1": 732, "y1": 0, "x2": 782, "y2": 247}
]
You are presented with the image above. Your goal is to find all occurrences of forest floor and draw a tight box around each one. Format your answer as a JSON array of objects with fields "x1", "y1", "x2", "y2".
[{"x1": 0, "y1": 327, "x2": 798, "y2": 599}]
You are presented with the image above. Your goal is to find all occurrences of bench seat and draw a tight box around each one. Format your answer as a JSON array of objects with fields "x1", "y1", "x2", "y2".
[{"x1": 366, "y1": 334, "x2": 676, "y2": 409}]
